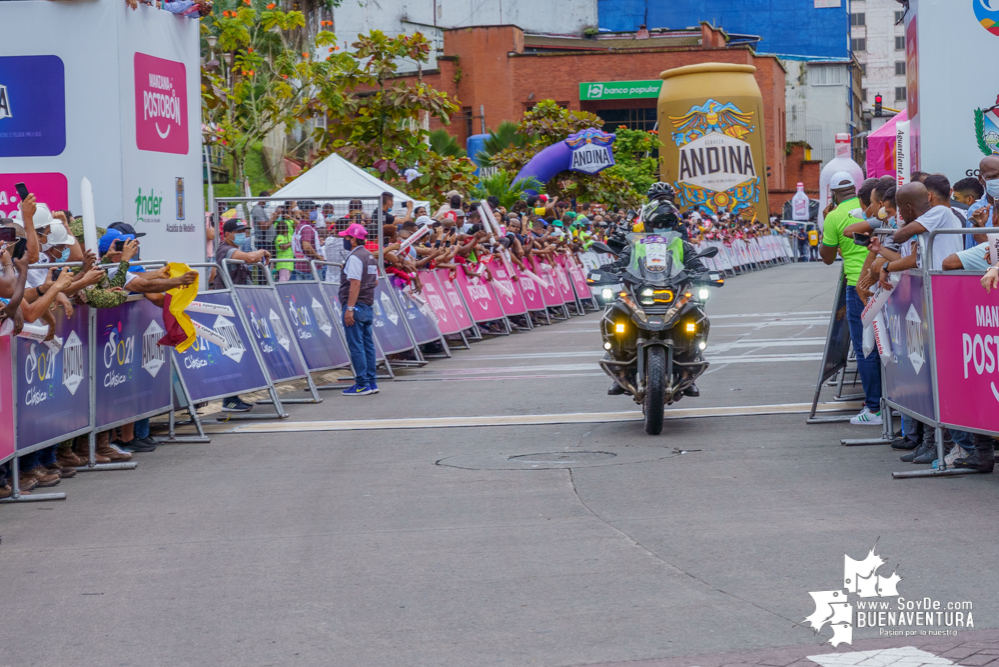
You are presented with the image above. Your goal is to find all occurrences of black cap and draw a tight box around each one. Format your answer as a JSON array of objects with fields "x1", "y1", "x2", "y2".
[
  {"x1": 223, "y1": 219, "x2": 249, "y2": 234},
  {"x1": 108, "y1": 221, "x2": 147, "y2": 238}
]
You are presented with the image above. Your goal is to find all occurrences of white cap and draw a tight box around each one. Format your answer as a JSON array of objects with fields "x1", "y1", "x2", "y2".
[
  {"x1": 830, "y1": 171, "x2": 855, "y2": 190},
  {"x1": 44, "y1": 222, "x2": 77, "y2": 246}
]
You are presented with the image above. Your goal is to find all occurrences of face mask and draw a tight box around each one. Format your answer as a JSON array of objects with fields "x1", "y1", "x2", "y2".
[
  {"x1": 343, "y1": 238, "x2": 352, "y2": 250},
  {"x1": 233, "y1": 232, "x2": 247, "y2": 245},
  {"x1": 986, "y1": 179, "x2": 999, "y2": 199},
  {"x1": 887, "y1": 216, "x2": 897, "y2": 228},
  {"x1": 59, "y1": 247, "x2": 70, "y2": 262}
]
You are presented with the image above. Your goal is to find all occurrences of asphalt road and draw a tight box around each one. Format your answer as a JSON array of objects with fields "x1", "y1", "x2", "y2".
[{"x1": 2, "y1": 260, "x2": 997, "y2": 667}]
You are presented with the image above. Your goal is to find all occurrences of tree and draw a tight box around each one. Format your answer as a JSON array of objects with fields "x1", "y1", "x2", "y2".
[
  {"x1": 470, "y1": 171, "x2": 543, "y2": 209},
  {"x1": 429, "y1": 129, "x2": 466, "y2": 158},
  {"x1": 603, "y1": 127, "x2": 659, "y2": 200},
  {"x1": 477, "y1": 121, "x2": 532, "y2": 165},
  {"x1": 489, "y1": 100, "x2": 646, "y2": 210},
  {"x1": 311, "y1": 31, "x2": 478, "y2": 202},
  {"x1": 201, "y1": 2, "x2": 349, "y2": 194}
]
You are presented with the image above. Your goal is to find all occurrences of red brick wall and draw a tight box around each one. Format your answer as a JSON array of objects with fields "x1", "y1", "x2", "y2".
[
  {"x1": 768, "y1": 144, "x2": 821, "y2": 215},
  {"x1": 399, "y1": 26, "x2": 788, "y2": 191}
]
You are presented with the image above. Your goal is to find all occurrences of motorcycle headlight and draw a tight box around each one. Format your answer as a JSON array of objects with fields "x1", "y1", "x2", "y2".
[
  {"x1": 640, "y1": 287, "x2": 655, "y2": 305},
  {"x1": 601, "y1": 288, "x2": 614, "y2": 301},
  {"x1": 698, "y1": 288, "x2": 710, "y2": 300}
]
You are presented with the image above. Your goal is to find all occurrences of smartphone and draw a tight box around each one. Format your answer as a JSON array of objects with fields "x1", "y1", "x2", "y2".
[
  {"x1": 11, "y1": 237, "x2": 27, "y2": 260},
  {"x1": 0, "y1": 227, "x2": 16, "y2": 243},
  {"x1": 434, "y1": 241, "x2": 442, "y2": 248},
  {"x1": 14, "y1": 183, "x2": 29, "y2": 201},
  {"x1": 114, "y1": 239, "x2": 126, "y2": 251},
  {"x1": 852, "y1": 233, "x2": 872, "y2": 247}
]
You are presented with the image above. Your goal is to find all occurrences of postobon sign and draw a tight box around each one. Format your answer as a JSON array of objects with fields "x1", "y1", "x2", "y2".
[{"x1": 657, "y1": 63, "x2": 770, "y2": 221}]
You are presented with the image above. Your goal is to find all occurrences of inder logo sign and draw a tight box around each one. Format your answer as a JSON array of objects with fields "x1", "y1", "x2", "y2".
[{"x1": 134, "y1": 53, "x2": 188, "y2": 154}]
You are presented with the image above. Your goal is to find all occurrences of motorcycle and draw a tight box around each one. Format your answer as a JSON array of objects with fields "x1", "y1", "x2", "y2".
[{"x1": 589, "y1": 232, "x2": 723, "y2": 435}]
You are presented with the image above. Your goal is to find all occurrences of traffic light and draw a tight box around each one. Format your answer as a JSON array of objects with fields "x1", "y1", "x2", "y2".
[{"x1": 874, "y1": 94, "x2": 883, "y2": 117}]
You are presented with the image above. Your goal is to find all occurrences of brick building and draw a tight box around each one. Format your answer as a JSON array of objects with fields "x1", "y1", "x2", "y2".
[{"x1": 395, "y1": 23, "x2": 789, "y2": 196}]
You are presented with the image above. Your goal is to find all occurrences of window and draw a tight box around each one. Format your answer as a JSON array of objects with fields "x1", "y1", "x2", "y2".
[
  {"x1": 895, "y1": 36, "x2": 906, "y2": 50},
  {"x1": 852, "y1": 38, "x2": 866, "y2": 52},
  {"x1": 895, "y1": 61, "x2": 906, "y2": 76},
  {"x1": 812, "y1": 66, "x2": 844, "y2": 86},
  {"x1": 861, "y1": 88, "x2": 867, "y2": 102},
  {"x1": 895, "y1": 86, "x2": 907, "y2": 101},
  {"x1": 895, "y1": 10, "x2": 905, "y2": 23},
  {"x1": 851, "y1": 12, "x2": 865, "y2": 26},
  {"x1": 595, "y1": 108, "x2": 657, "y2": 132},
  {"x1": 859, "y1": 63, "x2": 867, "y2": 77}
]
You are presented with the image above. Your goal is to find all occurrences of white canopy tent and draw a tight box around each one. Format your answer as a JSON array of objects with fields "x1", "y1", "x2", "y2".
[{"x1": 272, "y1": 153, "x2": 428, "y2": 215}]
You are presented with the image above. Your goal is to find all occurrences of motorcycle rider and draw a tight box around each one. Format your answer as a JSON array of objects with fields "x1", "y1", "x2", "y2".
[{"x1": 606, "y1": 182, "x2": 708, "y2": 396}]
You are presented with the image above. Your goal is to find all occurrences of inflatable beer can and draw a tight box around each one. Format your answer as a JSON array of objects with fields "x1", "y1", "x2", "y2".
[{"x1": 658, "y1": 63, "x2": 769, "y2": 222}]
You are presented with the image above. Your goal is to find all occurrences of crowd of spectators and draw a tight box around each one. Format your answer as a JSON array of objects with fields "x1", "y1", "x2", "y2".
[
  {"x1": 820, "y1": 162, "x2": 998, "y2": 472},
  {"x1": 0, "y1": 193, "x2": 197, "y2": 498}
]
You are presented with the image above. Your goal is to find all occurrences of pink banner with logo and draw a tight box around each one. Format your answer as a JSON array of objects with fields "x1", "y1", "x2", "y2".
[
  {"x1": 0, "y1": 172, "x2": 68, "y2": 220},
  {"x1": 931, "y1": 275, "x2": 999, "y2": 434},
  {"x1": 491, "y1": 258, "x2": 528, "y2": 316},
  {"x1": 0, "y1": 335, "x2": 14, "y2": 463},
  {"x1": 553, "y1": 255, "x2": 579, "y2": 304},
  {"x1": 532, "y1": 257, "x2": 563, "y2": 307},
  {"x1": 512, "y1": 260, "x2": 546, "y2": 311},
  {"x1": 434, "y1": 269, "x2": 475, "y2": 331},
  {"x1": 134, "y1": 52, "x2": 189, "y2": 154},
  {"x1": 456, "y1": 267, "x2": 505, "y2": 323},
  {"x1": 420, "y1": 271, "x2": 465, "y2": 335},
  {"x1": 565, "y1": 257, "x2": 593, "y2": 302}
]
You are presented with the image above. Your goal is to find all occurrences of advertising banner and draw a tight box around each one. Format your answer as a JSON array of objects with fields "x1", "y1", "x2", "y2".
[
  {"x1": 931, "y1": 275, "x2": 999, "y2": 433},
  {"x1": 882, "y1": 272, "x2": 935, "y2": 421},
  {"x1": 320, "y1": 281, "x2": 387, "y2": 364},
  {"x1": 94, "y1": 298, "x2": 171, "y2": 429},
  {"x1": 565, "y1": 259, "x2": 594, "y2": 303},
  {"x1": 0, "y1": 1, "x2": 204, "y2": 266},
  {"x1": 16, "y1": 305, "x2": 89, "y2": 451},
  {"x1": 232, "y1": 286, "x2": 308, "y2": 383},
  {"x1": 433, "y1": 270, "x2": 475, "y2": 331},
  {"x1": 391, "y1": 283, "x2": 442, "y2": 345},
  {"x1": 552, "y1": 256, "x2": 578, "y2": 304},
  {"x1": 372, "y1": 278, "x2": 415, "y2": 355},
  {"x1": 532, "y1": 257, "x2": 564, "y2": 307},
  {"x1": 489, "y1": 259, "x2": 528, "y2": 317},
  {"x1": 511, "y1": 261, "x2": 546, "y2": 311},
  {"x1": 0, "y1": 173, "x2": 69, "y2": 220},
  {"x1": 816, "y1": 273, "x2": 852, "y2": 388},
  {"x1": 455, "y1": 269, "x2": 505, "y2": 323},
  {"x1": 419, "y1": 272, "x2": 464, "y2": 335},
  {"x1": 172, "y1": 291, "x2": 269, "y2": 403},
  {"x1": 0, "y1": 336, "x2": 15, "y2": 463},
  {"x1": 276, "y1": 282, "x2": 350, "y2": 372}
]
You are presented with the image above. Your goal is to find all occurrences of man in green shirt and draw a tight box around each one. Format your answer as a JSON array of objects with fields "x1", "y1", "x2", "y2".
[{"x1": 820, "y1": 171, "x2": 882, "y2": 426}]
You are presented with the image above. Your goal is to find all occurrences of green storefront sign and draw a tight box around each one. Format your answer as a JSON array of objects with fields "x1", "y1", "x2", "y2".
[{"x1": 579, "y1": 80, "x2": 662, "y2": 101}]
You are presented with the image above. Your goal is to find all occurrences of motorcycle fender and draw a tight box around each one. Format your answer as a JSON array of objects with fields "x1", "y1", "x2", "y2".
[{"x1": 636, "y1": 339, "x2": 672, "y2": 390}]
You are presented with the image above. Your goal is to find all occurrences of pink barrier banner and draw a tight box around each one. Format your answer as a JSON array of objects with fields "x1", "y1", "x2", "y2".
[
  {"x1": 532, "y1": 257, "x2": 563, "y2": 307},
  {"x1": 0, "y1": 335, "x2": 14, "y2": 463},
  {"x1": 565, "y1": 258, "x2": 593, "y2": 301},
  {"x1": 434, "y1": 270, "x2": 475, "y2": 332},
  {"x1": 931, "y1": 275, "x2": 999, "y2": 433},
  {"x1": 490, "y1": 258, "x2": 528, "y2": 316},
  {"x1": 420, "y1": 271, "x2": 464, "y2": 335},
  {"x1": 552, "y1": 256, "x2": 577, "y2": 304},
  {"x1": 512, "y1": 260, "x2": 546, "y2": 311},
  {"x1": 456, "y1": 267, "x2": 506, "y2": 322}
]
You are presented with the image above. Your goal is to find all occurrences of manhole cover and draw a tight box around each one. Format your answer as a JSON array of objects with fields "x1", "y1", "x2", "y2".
[{"x1": 507, "y1": 451, "x2": 616, "y2": 464}]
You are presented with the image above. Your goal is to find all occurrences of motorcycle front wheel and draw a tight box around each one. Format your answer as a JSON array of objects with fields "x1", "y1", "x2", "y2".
[{"x1": 644, "y1": 346, "x2": 666, "y2": 435}]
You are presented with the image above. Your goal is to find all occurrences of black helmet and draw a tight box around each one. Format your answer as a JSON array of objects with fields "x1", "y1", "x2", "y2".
[
  {"x1": 647, "y1": 182, "x2": 676, "y2": 202},
  {"x1": 642, "y1": 199, "x2": 681, "y2": 233}
]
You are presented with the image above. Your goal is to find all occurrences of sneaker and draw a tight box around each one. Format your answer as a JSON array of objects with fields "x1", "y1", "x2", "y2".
[
  {"x1": 222, "y1": 399, "x2": 253, "y2": 412},
  {"x1": 117, "y1": 438, "x2": 156, "y2": 453},
  {"x1": 890, "y1": 436, "x2": 918, "y2": 450},
  {"x1": 850, "y1": 407, "x2": 883, "y2": 425},
  {"x1": 342, "y1": 384, "x2": 375, "y2": 396},
  {"x1": 367, "y1": 383, "x2": 379, "y2": 394}
]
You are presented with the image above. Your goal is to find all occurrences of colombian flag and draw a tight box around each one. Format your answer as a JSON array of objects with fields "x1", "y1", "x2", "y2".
[{"x1": 158, "y1": 263, "x2": 199, "y2": 351}]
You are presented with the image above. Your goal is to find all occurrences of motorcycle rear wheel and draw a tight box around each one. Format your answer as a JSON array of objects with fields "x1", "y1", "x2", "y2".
[{"x1": 644, "y1": 346, "x2": 666, "y2": 435}]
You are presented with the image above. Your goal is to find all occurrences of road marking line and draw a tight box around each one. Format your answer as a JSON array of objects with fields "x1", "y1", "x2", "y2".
[
  {"x1": 228, "y1": 402, "x2": 862, "y2": 433},
  {"x1": 711, "y1": 310, "x2": 829, "y2": 319}
]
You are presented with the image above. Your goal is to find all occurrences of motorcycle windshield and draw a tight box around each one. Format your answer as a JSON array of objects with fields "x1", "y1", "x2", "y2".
[{"x1": 625, "y1": 232, "x2": 685, "y2": 285}]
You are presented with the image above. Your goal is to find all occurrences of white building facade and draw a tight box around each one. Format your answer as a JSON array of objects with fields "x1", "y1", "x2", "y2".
[{"x1": 850, "y1": 0, "x2": 908, "y2": 129}]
